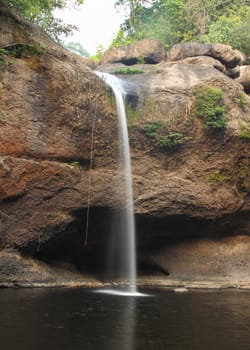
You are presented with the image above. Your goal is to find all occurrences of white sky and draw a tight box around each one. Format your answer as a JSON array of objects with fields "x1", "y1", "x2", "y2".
[{"x1": 54, "y1": 0, "x2": 127, "y2": 55}]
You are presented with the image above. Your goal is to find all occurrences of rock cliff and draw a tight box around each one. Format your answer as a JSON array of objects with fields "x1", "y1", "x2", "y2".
[{"x1": 0, "y1": 8, "x2": 249, "y2": 287}]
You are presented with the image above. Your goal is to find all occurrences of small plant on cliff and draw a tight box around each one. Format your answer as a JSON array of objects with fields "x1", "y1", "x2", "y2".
[
  {"x1": 140, "y1": 120, "x2": 191, "y2": 151},
  {"x1": 140, "y1": 120, "x2": 164, "y2": 138},
  {"x1": 70, "y1": 161, "x2": 81, "y2": 169},
  {"x1": 115, "y1": 67, "x2": 144, "y2": 74},
  {"x1": 136, "y1": 56, "x2": 145, "y2": 64},
  {"x1": 235, "y1": 93, "x2": 249, "y2": 112},
  {"x1": 159, "y1": 133, "x2": 186, "y2": 150},
  {"x1": 194, "y1": 86, "x2": 228, "y2": 129},
  {"x1": 0, "y1": 48, "x2": 8, "y2": 70},
  {"x1": 239, "y1": 121, "x2": 250, "y2": 140},
  {"x1": 205, "y1": 172, "x2": 231, "y2": 183},
  {"x1": 10, "y1": 44, "x2": 45, "y2": 58},
  {"x1": 0, "y1": 48, "x2": 7, "y2": 59}
]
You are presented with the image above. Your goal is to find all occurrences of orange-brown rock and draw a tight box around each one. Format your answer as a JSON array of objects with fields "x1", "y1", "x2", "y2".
[{"x1": 0, "y1": 7, "x2": 250, "y2": 287}]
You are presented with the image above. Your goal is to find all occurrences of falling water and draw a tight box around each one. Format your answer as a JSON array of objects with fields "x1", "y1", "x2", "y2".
[{"x1": 96, "y1": 71, "x2": 137, "y2": 294}]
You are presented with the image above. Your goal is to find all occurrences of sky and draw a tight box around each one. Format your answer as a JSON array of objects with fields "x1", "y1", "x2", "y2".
[{"x1": 54, "y1": 0, "x2": 127, "y2": 55}]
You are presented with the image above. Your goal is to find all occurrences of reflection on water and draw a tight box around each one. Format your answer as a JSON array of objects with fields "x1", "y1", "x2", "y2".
[
  {"x1": 1, "y1": 288, "x2": 250, "y2": 350},
  {"x1": 103, "y1": 293, "x2": 135, "y2": 350}
]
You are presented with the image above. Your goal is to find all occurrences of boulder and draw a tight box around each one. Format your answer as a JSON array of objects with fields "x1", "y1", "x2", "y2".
[
  {"x1": 168, "y1": 42, "x2": 245, "y2": 68},
  {"x1": 210, "y1": 45, "x2": 245, "y2": 68},
  {"x1": 180, "y1": 55, "x2": 225, "y2": 72},
  {"x1": 236, "y1": 65, "x2": 250, "y2": 93},
  {"x1": 224, "y1": 66, "x2": 241, "y2": 79},
  {"x1": 101, "y1": 38, "x2": 167, "y2": 65}
]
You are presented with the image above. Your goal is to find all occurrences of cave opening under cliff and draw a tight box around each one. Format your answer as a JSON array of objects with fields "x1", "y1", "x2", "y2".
[{"x1": 20, "y1": 206, "x2": 249, "y2": 280}]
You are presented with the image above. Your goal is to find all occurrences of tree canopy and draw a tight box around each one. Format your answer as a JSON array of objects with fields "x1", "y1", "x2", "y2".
[
  {"x1": 114, "y1": 0, "x2": 250, "y2": 55},
  {"x1": 64, "y1": 41, "x2": 90, "y2": 57},
  {"x1": 1, "y1": 0, "x2": 84, "y2": 41}
]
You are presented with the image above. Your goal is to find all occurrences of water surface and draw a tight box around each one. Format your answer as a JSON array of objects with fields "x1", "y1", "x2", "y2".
[{"x1": 0, "y1": 287, "x2": 250, "y2": 350}]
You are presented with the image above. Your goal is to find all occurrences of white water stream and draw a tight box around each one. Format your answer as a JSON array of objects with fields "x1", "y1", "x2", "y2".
[{"x1": 95, "y1": 72, "x2": 137, "y2": 294}]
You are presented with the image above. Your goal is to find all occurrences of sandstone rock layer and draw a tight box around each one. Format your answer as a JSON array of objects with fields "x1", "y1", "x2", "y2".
[{"x1": 0, "y1": 7, "x2": 249, "y2": 287}]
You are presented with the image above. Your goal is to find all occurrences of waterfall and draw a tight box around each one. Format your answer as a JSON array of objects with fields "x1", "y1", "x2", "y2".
[{"x1": 95, "y1": 71, "x2": 137, "y2": 294}]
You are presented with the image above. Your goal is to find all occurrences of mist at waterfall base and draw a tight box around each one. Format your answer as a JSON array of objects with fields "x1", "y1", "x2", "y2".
[
  {"x1": 95, "y1": 72, "x2": 140, "y2": 296},
  {"x1": 1, "y1": 288, "x2": 250, "y2": 350}
]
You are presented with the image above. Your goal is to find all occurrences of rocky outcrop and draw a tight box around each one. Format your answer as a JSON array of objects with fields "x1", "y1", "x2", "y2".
[
  {"x1": 167, "y1": 42, "x2": 245, "y2": 68},
  {"x1": 181, "y1": 56, "x2": 225, "y2": 72},
  {"x1": 140, "y1": 235, "x2": 250, "y2": 287},
  {"x1": 101, "y1": 38, "x2": 167, "y2": 65},
  {"x1": 0, "y1": 7, "x2": 250, "y2": 287},
  {"x1": 236, "y1": 65, "x2": 250, "y2": 93}
]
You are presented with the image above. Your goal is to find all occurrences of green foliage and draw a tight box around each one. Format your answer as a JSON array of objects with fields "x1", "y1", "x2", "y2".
[
  {"x1": 140, "y1": 119, "x2": 191, "y2": 150},
  {"x1": 203, "y1": 9, "x2": 250, "y2": 55},
  {"x1": 64, "y1": 42, "x2": 90, "y2": 57},
  {"x1": 205, "y1": 172, "x2": 231, "y2": 183},
  {"x1": 0, "y1": 47, "x2": 17, "y2": 70},
  {"x1": 112, "y1": 28, "x2": 135, "y2": 47},
  {"x1": 113, "y1": 0, "x2": 250, "y2": 55},
  {"x1": 136, "y1": 56, "x2": 145, "y2": 64},
  {"x1": 229, "y1": 14, "x2": 250, "y2": 56},
  {"x1": 0, "y1": 48, "x2": 7, "y2": 56},
  {"x1": 9, "y1": 44, "x2": 45, "y2": 58},
  {"x1": 140, "y1": 120, "x2": 164, "y2": 137},
  {"x1": 159, "y1": 132, "x2": 185, "y2": 150},
  {"x1": 0, "y1": 44, "x2": 44, "y2": 71},
  {"x1": 69, "y1": 161, "x2": 81, "y2": 169},
  {"x1": 194, "y1": 86, "x2": 228, "y2": 129},
  {"x1": 239, "y1": 121, "x2": 250, "y2": 140},
  {"x1": 234, "y1": 93, "x2": 248, "y2": 112},
  {"x1": 3, "y1": 0, "x2": 84, "y2": 41},
  {"x1": 0, "y1": 48, "x2": 7, "y2": 69},
  {"x1": 114, "y1": 0, "x2": 186, "y2": 49},
  {"x1": 90, "y1": 45, "x2": 105, "y2": 62},
  {"x1": 115, "y1": 67, "x2": 144, "y2": 74}
]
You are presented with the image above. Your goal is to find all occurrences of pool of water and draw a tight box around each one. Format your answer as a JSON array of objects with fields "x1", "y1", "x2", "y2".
[{"x1": 0, "y1": 287, "x2": 250, "y2": 350}]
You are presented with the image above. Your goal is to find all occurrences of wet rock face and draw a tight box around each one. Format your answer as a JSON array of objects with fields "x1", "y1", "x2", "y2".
[{"x1": 0, "y1": 7, "x2": 250, "y2": 285}]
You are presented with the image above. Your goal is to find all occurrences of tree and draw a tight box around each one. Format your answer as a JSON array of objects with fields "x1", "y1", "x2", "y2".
[
  {"x1": 203, "y1": 7, "x2": 250, "y2": 55},
  {"x1": 64, "y1": 41, "x2": 90, "y2": 57},
  {"x1": 183, "y1": 0, "x2": 250, "y2": 41},
  {"x1": 0, "y1": 0, "x2": 84, "y2": 41},
  {"x1": 113, "y1": 0, "x2": 188, "y2": 49},
  {"x1": 113, "y1": 0, "x2": 250, "y2": 55}
]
